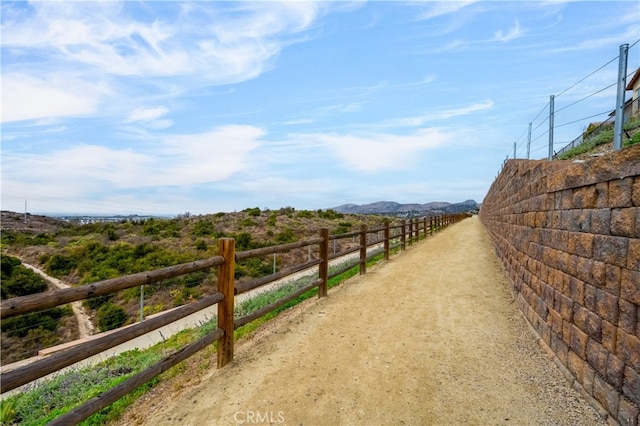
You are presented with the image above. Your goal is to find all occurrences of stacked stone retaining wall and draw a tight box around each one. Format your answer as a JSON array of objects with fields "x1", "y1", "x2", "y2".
[{"x1": 480, "y1": 144, "x2": 640, "y2": 425}]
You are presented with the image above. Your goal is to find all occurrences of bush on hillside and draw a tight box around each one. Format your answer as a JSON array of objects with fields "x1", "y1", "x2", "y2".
[{"x1": 97, "y1": 303, "x2": 127, "y2": 332}]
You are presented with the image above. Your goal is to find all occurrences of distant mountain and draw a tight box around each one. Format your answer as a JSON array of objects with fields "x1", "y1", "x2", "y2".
[{"x1": 332, "y1": 200, "x2": 480, "y2": 216}]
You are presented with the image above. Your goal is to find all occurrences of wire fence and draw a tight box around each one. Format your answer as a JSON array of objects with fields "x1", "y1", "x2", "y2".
[{"x1": 511, "y1": 40, "x2": 640, "y2": 161}]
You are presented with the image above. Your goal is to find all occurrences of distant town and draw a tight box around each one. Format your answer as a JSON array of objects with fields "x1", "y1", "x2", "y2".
[{"x1": 54, "y1": 214, "x2": 162, "y2": 225}]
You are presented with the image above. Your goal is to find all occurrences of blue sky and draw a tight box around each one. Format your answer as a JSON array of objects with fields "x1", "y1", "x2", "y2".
[{"x1": 2, "y1": 1, "x2": 639, "y2": 215}]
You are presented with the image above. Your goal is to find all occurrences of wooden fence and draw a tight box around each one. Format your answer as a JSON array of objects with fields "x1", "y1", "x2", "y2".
[{"x1": 0, "y1": 213, "x2": 469, "y2": 424}]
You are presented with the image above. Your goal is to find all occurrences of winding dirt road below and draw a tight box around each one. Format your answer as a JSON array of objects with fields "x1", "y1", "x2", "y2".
[
  {"x1": 21, "y1": 263, "x2": 95, "y2": 338},
  {"x1": 120, "y1": 216, "x2": 606, "y2": 426}
]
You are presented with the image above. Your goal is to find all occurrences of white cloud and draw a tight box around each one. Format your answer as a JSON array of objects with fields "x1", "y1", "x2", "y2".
[
  {"x1": 551, "y1": 24, "x2": 640, "y2": 52},
  {"x1": 1, "y1": 73, "x2": 100, "y2": 122},
  {"x1": 1, "y1": 125, "x2": 265, "y2": 208},
  {"x1": 1, "y1": 2, "x2": 327, "y2": 122},
  {"x1": 126, "y1": 106, "x2": 169, "y2": 123},
  {"x1": 415, "y1": 1, "x2": 479, "y2": 20},
  {"x1": 158, "y1": 125, "x2": 264, "y2": 185},
  {"x1": 385, "y1": 100, "x2": 494, "y2": 127},
  {"x1": 2, "y1": 2, "x2": 322, "y2": 81},
  {"x1": 299, "y1": 128, "x2": 451, "y2": 172},
  {"x1": 492, "y1": 20, "x2": 523, "y2": 43}
]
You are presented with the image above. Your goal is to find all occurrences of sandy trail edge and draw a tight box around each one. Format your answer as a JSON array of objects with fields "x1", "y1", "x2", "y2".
[{"x1": 120, "y1": 217, "x2": 605, "y2": 426}]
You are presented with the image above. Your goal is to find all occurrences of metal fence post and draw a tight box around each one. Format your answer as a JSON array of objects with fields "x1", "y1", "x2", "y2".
[
  {"x1": 548, "y1": 95, "x2": 555, "y2": 160},
  {"x1": 613, "y1": 43, "x2": 629, "y2": 150}
]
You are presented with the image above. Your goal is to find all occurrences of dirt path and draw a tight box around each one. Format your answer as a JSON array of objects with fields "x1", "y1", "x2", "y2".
[
  {"x1": 21, "y1": 263, "x2": 95, "y2": 338},
  {"x1": 123, "y1": 217, "x2": 605, "y2": 426}
]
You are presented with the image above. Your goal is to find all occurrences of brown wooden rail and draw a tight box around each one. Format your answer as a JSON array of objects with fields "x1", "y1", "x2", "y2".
[{"x1": 0, "y1": 213, "x2": 469, "y2": 423}]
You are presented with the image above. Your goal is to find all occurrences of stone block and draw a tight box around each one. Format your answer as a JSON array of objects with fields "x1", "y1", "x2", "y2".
[
  {"x1": 617, "y1": 397, "x2": 639, "y2": 426},
  {"x1": 594, "y1": 373, "x2": 618, "y2": 413},
  {"x1": 594, "y1": 235, "x2": 629, "y2": 268},
  {"x1": 570, "y1": 277, "x2": 586, "y2": 306},
  {"x1": 612, "y1": 208, "x2": 637, "y2": 238},
  {"x1": 621, "y1": 270, "x2": 640, "y2": 305},
  {"x1": 568, "y1": 349, "x2": 586, "y2": 379},
  {"x1": 542, "y1": 283, "x2": 555, "y2": 307},
  {"x1": 585, "y1": 284, "x2": 597, "y2": 311},
  {"x1": 563, "y1": 319, "x2": 573, "y2": 346},
  {"x1": 583, "y1": 362, "x2": 596, "y2": 394},
  {"x1": 607, "y1": 353, "x2": 625, "y2": 390},
  {"x1": 617, "y1": 330, "x2": 640, "y2": 372},
  {"x1": 559, "y1": 294, "x2": 574, "y2": 321},
  {"x1": 571, "y1": 323, "x2": 589, "y2": 359},
  {"x1": 549, "y1": 308, "x2": 563, "y2": 335},
  {"x1": 562, "y1": 189, "x2": 574, "y2": 209},
  {"x1": 592, "y1": 208, "x2": 612, "y2": 235},
  {"x1": 596, "y1": 182, "x2": 609, "y2": 208},
  {"x1": 574, "y1": 305, "x2": 602, "y2": 341},
  {"x1": 596, "y1": 289, "x2": 620, "y2": 324},
  {"x1": 620, "y1": 298, "x2": 638, "y2": 335},
  {"x1": 591, "y1": 260, "x2": 607, "y2": 288},
  {"x1": 587, "y1": 339, "x2": 609, "y2": 377},
  {"x1": 576, "y1": 185, "x2": 599, "y2": 209},
  {"x1": 576, "y1": 256, "x2": 594, "y2": 284},
  {"x1": 602, "y1": 320, "x2": 618, "y2": 353},
  {"x1": 604, "y1": 264, "x2": 622, "y2": 295},
  {"x1": 550, "y1": 210, "x2": 562, "y2": 228},
  {"x1": 549, "y1": 269, "x2": 564, "y2": 292},
  {"x1": 623, "y1": 366, "x2": 640, "y2": 406},
  {"x1": 568, "y1": 254, "x2": 579, "y2": 277},
  {"x1": 610, "y1": 178, "x2": 634, "y2": 208},
  {"x1": 634, "y1": 176, "x2": 640, "y2": 207},
  {"x1": 629, "y1": 238, "x2": 640, "y2": 271}
]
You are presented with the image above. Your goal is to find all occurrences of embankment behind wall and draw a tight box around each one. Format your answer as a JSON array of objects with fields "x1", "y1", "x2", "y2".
[{"x1": 480, "y1": 144, "x2": 640, "y2": 425}]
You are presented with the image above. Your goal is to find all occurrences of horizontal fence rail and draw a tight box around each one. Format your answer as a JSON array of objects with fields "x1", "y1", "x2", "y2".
[{"x1": 0, "y1": 213, "x2": 469, "y2": 423}]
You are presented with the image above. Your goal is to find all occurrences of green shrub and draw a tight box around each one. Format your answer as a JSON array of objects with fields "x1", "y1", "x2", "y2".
[
  {"x1": 2, "y1": 307, "x2": 72, "y2": 337},
  {"x1": 192, "y1": 219, "x2": 215, "y2": 237},
  {"x1": 244, "y1": 207, "x2": 261, "y2": 217},
  {"x1": 1, "y1": 255, "x2": 21, "y2": 279},
  {"x1": 1, "y1": 268, "x2": 47, "y2": 299},
  {"x1": 275, "y1": 229, "x2": 296, "y2": 244},
  {"x1": 1, "y1": 255, "x2": 48, "y2": 299},
  {"x1": 266, "y1": 212, "x2": 277, "y2": 227},
  {"x1": 84, "y1": 294, "x2": 115, "y2": 310},
  {"x1": 317, "y1": 209, "x2": 344, "y2": 219},
  {"x1": 624, "y1": 131, "x2": 640, "y2": 147},
  {"x1": 97, "y1": 303, "x2": 127, "y2": 332},
  {"x1": 46, "y1": 253, "x2": 78, "y2": 277},
  {"x1": 296, "y1": 210, "x2": 314, "y2": 219},
  {"x1": 239, "y1": 218, "x2": 258, "y2": 227},
  {"x1": 195, "y1": 239, "x2": 207, "y2": 251}
]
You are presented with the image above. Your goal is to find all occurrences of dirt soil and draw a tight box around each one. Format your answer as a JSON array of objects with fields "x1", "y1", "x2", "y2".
[{"x1": 118, "y1": 217, "x2": 606, "y2": 426}]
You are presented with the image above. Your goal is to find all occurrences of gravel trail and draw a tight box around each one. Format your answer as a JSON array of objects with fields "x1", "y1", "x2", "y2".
[{"x1": 120, "y1": 216, "x2": 606, "y2": 426}]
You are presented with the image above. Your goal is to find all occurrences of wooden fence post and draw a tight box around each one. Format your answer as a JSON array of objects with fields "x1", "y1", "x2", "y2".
[
  {"x1": 423, "y1": 217, "x2": 427, "y2": 238},
  {"x1": 318, "y1": 228, "x2": 329, "y2": 297},
  {"x1": 408, "y1": 219, "x2": 413, "y2": 246},
  {"x1": 360, "y1": 224, "x2": 367, "y2": 275},
  {"x1": 415, "y1": 218, "x2": 420, "y2": 242},
  {"x1": 384, "y1": 221, "x2": 390, "y2": 261},
  {"x1": 401, "y1": 220, "x2": 406, "y2": 250},
  {"x1": 217, "y1": 238, "x2": 235, "y2": 368}
]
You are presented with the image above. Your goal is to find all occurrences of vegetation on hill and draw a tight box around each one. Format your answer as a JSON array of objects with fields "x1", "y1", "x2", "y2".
[
  {"x1": 557, "y1": 116, "x2": 640, "y2": 160},
  {"x1": 0, "y1": 207, "x2": 389, "y2": 363},
  {"x1": 1, "y1": 255, "x2": 75, "y2": 363}
]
